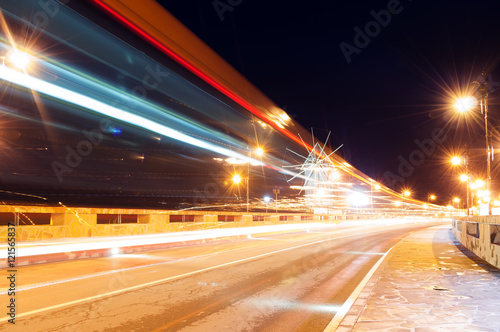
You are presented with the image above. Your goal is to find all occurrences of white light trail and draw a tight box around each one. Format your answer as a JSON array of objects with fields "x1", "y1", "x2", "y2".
[
  {"x1": 0, "y1": 65, "x2": 262, "y2": 165},
  {"x1": 0, "y1": 223, "x2": 330, "y2": 259}
]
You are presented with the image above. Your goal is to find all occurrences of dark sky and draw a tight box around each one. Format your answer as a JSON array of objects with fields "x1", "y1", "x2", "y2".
[{"x1": 158, "y1": 0, "x2": 500, "y2": 203}]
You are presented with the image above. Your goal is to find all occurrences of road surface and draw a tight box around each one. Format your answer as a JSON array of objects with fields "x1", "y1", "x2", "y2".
[{"x1": 0, "y1": 219, "x2": 443, "y2": 331}]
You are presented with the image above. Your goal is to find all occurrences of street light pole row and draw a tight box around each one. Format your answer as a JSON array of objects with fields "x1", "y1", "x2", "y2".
[{"x1": 455, "y1": 71, "x2": 492, "y2": 215}]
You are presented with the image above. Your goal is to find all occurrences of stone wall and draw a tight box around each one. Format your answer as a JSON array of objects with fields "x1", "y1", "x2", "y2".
[
  {"x1": 452, "y1": 216, "x2": 500, "y2": 268},
  {"x1": 0, "y1": 203, "x2": 361, "y2": 241}
]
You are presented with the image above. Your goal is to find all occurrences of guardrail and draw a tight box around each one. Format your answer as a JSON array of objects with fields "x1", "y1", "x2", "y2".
[
  {"x1": 452, "y1": 216, "x2": 500, "y2": 269},
  {"x1": 0, "y1": 205, "x2": 384, "y2": 241}
]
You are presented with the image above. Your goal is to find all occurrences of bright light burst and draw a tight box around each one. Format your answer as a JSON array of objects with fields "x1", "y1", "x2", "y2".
[
  {"x1": 232, "y1": 174, "x2": 242, "y2": 184},
  {"x1": 348, "y1": 192, "x2": 369, "y2": 206},
  {"x1": 454, "y1": 96, "x2": 477, "y2": 112},
  {"x1": 7, "y1": 50, "x2": 30, "y2": 70},
  {"x1": 451, "y1": 156, "x2": 461, "y2": 165}
]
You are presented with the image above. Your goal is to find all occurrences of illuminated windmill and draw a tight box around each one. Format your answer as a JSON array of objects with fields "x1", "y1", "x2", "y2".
[{"x1": 284, "y1": 131, "x2": 342, "y2": 212}]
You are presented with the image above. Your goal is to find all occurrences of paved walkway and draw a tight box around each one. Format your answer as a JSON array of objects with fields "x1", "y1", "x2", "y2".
[{"x1": 337, "y1": 225, "x2": 500, "y2": 332}]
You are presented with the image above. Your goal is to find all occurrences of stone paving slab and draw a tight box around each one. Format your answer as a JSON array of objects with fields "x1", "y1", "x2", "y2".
[{"x1": 338, "y1": 225, "x2": 500, "y2": 331}]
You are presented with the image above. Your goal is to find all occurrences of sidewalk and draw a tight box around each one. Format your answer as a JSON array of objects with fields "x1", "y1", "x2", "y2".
[{"x1": 338, "y1": 225, "x2": 500, "y2": 331}]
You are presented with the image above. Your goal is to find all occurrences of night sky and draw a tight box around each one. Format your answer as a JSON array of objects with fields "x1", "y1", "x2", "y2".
[{"x1": 159, "y1": 0, "x2": 500, "y2": 204}]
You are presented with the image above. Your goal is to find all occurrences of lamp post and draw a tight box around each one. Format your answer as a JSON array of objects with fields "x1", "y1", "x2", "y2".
[
  {"x1": 273, "y1": 189, "x2": 280, "y2": 213},
  {"x1": 228, "y1": 147, "x2": 264, "y2": 212},
  {"x1": 452, "y1": 153, "x2": 470, "y2": 215},
  {"x1": 263, "y1": 196, "x2": 271, "y2": 213},
  {"x1": 246, "y1": 147, "x2": 264, "y2": 213},
  {"x1": 455, "y1": 71, "x2": 491, "y2": 215},
  {"x1": 460, "y1": 173, "x2": 470, "y2": 215}
]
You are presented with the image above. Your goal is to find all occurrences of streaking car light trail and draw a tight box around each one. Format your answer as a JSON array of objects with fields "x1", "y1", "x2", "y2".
[
  {"x1": 0, "y1": 64, "x2": 265, "y2": 166},
  {"x1": 0, "y1": 223, "x2": 333, "y2": 259}
]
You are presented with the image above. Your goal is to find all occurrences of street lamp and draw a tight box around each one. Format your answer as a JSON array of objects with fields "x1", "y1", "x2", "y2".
[
  {"x1": 263, "y1": 195, "x2": 271, "y2": 213},
  {"x1": 454, "y1": 71, "x2": 491, "y2": 215},
  {"x1": 227, "y1": 146, "x2": 264, "y2": 212},
  {"x1": 428, "y1": 194, "x2": 437, "y2": 202},
  {"x1": 403, "y1": 190, "x2": 411, "y2": 197},
  {"x1": 451, "y1": 156, "x2": 462, "y2": 165},
  {"x1": 232, "y1": 174, "x2": 242, "y2": 184}
]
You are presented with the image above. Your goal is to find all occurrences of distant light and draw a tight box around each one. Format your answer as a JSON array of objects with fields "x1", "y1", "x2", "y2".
[
  {"x1": 330, "y1": 170, "x2": 340, "y2": 181},
  {"x1": 225, "y1": 157, "x2": 246, "y2": 164},
  {"x1": 395, "y1": 201, "x2": 402, "y2": 207},
  {"x1": 453, "y1": 197, "x2": 460, "y2": 203},
  {"x1": 317, "y1": 188, "x2": 327, "y2": 197},
  {"x1": 290, "y1": 185, "x2": 304, "y2": 190},
  {"x1": 459, "y1": 174, "x2": 468, "y2": 182},
  {"x1": 455, "y1": 97, "x2": 477, "y2": 113},
  {"x1": 447, "y1": 205, "x2": 453, "y2": 210},
  {"x1": 8, "y1": 50, "x2": 30, "y2": 70},
  {"x1": 112, "y1": 127, "x2": 122, "y2": 137},
  {"x1": 477, "y1": 190, "x2": 490, "y2": 198},
  {"x1": 423, "y1": 203, "x2": 428, "y2": 208},
  {"x1": 263, "y1": 196, "x2": 271, "y2": 203},
  {"x1": 111, "y1": 247, "x2": 120, "y2": 255},
  {"x1": 429, "y1": 194, "x2": 436, "y2": 201},
  {"x1": 348, "y1": 192, "x2": 369, "y2": 206},
  {"x1": 255, "y1": 147, "x2": 264, "y2": 156},
  {"x1": 473, "y1": 179, "x2": 485, "y2": 189},
  {"x1": 232, "y1": 174, "x2": 242, "y2": 184},
  {"x1": 279, "y1": 113, "x2": 291, "y2": 122},
  {"x1": 374, "y1": 184, "x2": 381, "y2": 190},
  {"x1": 451, "y1": 156, "x2": 461, "y2": 165},
  {"x1": 403, "y1": 190, "x2": 411, "y2": 197}
]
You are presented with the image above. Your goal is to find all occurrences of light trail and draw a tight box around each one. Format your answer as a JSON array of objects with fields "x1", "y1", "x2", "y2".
[
  {"x1": 0, "y1": 64, "x2": 263, "y2": 166},
  {"x1": 0, "y1": 223, "x2": 331, "y2": 259}
]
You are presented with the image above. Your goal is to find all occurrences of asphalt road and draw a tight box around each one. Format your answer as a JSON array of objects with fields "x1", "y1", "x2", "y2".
[{"x1": 0, "y1": 219, "x2": 443, "y2": 331}]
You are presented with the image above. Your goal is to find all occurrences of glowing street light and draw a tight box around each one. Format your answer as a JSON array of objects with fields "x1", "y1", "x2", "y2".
[
  {"x1": 232, "y1": 174, "x2": 242, "y2": 184},
  {"x1": 429, "y1": 194, "x2": 437, "y2": 201},
  {"x1": 263, "y1": 195, "x2": 271, "y2": 212},
  {"x1": 229, "y1": 146, "x2": 265, "y2": 212},
  {"x1": 473, "y1": 179, "x2": 485, "y2": 189},
  {"x1": 451, "y1": 156, "x2": 462, "y2": 165},
  {"x1": 454, "y1": 72, "x2": 491, "y2": 214},
  {"x1": 454, "y1": 96, "x2": 477, "y2": 113},
  {"x1": 7, "y1": 50, "x2": 30, "y2": 70},
  {"x1": 403, "y1": 190, "x2": 411, "y2": 197},
  {"x1": 460, "y1": 174, "x2": 469, "y2": 182}
]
